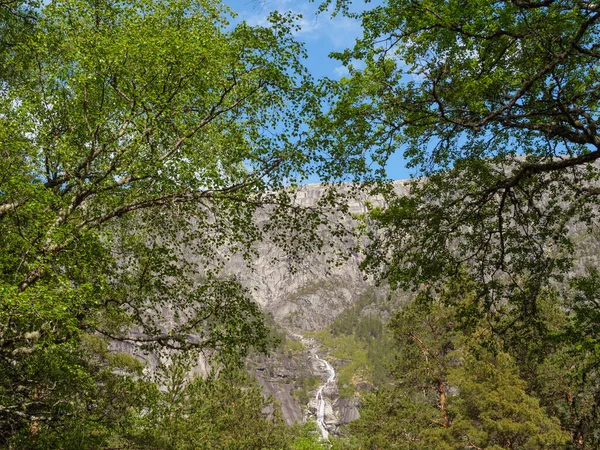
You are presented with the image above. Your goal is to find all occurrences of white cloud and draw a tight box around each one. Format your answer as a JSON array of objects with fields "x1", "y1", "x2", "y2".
[
  {"x1": 333, "y1": 65, "x2": 349, "y2": 78},
  {"x1": 232, "y1": 0, "x2": 361, "y2": 50}
]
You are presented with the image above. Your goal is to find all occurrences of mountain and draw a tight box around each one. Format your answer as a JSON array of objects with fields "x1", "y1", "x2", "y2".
[
  {"x1": 229, "y1": 183, "x2": 408, "y2": 330},
  {"x1": 222, "y1": 183, "x2": 408, "y2": 431}
]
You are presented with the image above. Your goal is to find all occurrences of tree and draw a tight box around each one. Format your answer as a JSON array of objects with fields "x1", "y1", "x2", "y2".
[
  {"x1": 349, "y1": 284, "x2": 569, "y2": 449},
  {"x1": 440, "y1": 346, "x2": 569, "y2": 450},
  {"x1": 0, "y1": 0, "x2": 343, "y2": 444},
  {"x1": 130, "y1": 359, "x2": 291, "y2": 450},
  {"x1": 320, "y1": 0, "x2": 600, "y2": 318},
  {"x1": 316, "y1": 1, "x2": 600, "y2": 446},
  {"x1": 525, "y1": 272, "x2": 600, "y2": 448}
]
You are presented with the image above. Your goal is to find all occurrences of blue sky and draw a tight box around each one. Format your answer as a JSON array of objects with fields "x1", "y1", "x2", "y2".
[
  {"x1": 225, "y1": 0, "x2": 363, "y2": 80},
  {"x1": 224, "y1": 0, "x2": 411, "y2": 181}
]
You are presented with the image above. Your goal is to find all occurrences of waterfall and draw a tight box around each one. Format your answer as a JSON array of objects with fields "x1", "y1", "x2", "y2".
[
  {"x1": 290, "y1": 333, "x2": 337, "y2": 440},
  {"x1": 314, "y1": 353, "x2": 336, "y2": 440}
]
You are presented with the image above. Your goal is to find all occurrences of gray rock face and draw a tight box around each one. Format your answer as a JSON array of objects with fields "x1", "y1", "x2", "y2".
[
  {"x1": 220, "y1": 184, "x2": 404, "y2": 427},
  {"x1": 226, "y1": 183, "x2": 408, "y2": 331},
  {"x1": 334, "y1": 397, "x2": 361, "y2": 424},
  {"x1": 213, "y1": 176, "x2": 600, "y2": 433},
  {"x1": 122, "y1": 176, "x2": 600, "y2": 435},
  {"x1": 254, "y1": 365, "x2": 304, "y2": 425},
  {"x1": 113, "y1": 182, "x2": 406, "y2": 428}
]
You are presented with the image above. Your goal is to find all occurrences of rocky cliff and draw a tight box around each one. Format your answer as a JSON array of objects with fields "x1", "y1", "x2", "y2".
[
  {"x1": 228, "y1": 183, "x2": 408, "y2": 330},
  {"x1": 231, "y1": 183, "x2": 408, "y2": 431}
]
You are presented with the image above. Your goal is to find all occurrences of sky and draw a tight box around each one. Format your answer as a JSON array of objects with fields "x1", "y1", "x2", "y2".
[
  {"x1": 225, "y1": 0, "x2": 363, "y2": 80},
  {"x1": 224, "y1": 0, "x2": 412, "y2": 181}
]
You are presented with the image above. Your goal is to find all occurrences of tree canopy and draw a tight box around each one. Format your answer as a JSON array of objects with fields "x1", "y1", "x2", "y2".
[
  {"x1": 0, "y1": 0, "x2": 348, "y2": 444},
  {"x1": 5, "y1": 0, "x2": 600, "y2": 446},
  {"x1": 321, "y1": 0, "x2": 600, "y2": 314},
  {"x1": 319, "y1": 0, "x2": 600, "y2": 447},
  {"x1": 346, "y1": 278, "x2": 571, "y2": 449}
]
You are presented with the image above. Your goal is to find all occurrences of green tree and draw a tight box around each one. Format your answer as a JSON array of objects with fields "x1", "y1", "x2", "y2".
[
  {"x1": 320, "y1": 2, "x2": 600, "y2": 445},
  {"x1": 349, "y1": 288, "x2": 569, "y2": 449},
  {"x1": 0, "y1": 0, "x2": 344, "y2": 444},
  {"x1": 322, "y1": 0, "x2": 600, "y2": 321},
  {"x1": 289, "y1": 421, "x2": 328, "y2": 450},
  {"x1": 437, "y1": 345, "x2": 569, "y2": 450},
  {"x1": 131, "y1": 360, "x2": 291, "y2": 450},
  {"x1": 520, "y1": 273, "x2": 600, "y2": 448}
]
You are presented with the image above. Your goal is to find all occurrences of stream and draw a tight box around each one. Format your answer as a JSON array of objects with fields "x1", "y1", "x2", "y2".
[
  {"x1": 291, "y1": 333, "x2": 337, "y2": 439},
  {"x1": 314, "y1": 353, "x2": 336, "y2": 440}
]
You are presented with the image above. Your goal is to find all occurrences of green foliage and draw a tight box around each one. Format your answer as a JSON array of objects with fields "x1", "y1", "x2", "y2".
[
  {"x1": 350, "y1": 280, "x2": 570, "y2": 449},
  {"x1": 264, "y1": 314, "x2": 287, "y2": 352},
  {"x1": 4, "y1": 333, "x2": 156, "y2": 449},
  {"x1": 439, "y1": 347, "x2": 569, "y2": 450},
  {"x1": 322, "y1": 0, "x2": 600, "y2": 350},
  {"x1": 289, "y1": 421, "x2": 328, "y2": 450},
  {"x1": 0, "y1": 0, "x2": 350, "y2": 443},
  {"x1": 311, "y1": 330, "x2": 369, "y2": 398},
  {"x1": 317, "y1": 2, "x2": 600, "y2": 445},
  {"x1": 325, "y1": 0, "x2": 600, "y2": 174},
  {"x1": 349, "y1": 387, "x2": 438, "y2": 450},
  {"x1": 312, "y1": 304, "x2": 393, "y2": 398},
  {"x1": 327, "y1": 291, "x2": 396, "y2": 393},
  {"x1": 4, "y1": 351, "x2": 294, "y2": 448},
  {"x1": 284, "y1": 338, "x2": 305, "y2": 355},
  {"x1": 504, "y1": 275, "x2": 600, "y2": 448},
  {"x1": 293, "y1": 374, "x2": 321, "y2": 405},
  {"x1": 330, "y1": 290, "x2": 388, "y2": 338},
  {"x1": 131, "y1": 361, "x2": 290, "y2": 449}
]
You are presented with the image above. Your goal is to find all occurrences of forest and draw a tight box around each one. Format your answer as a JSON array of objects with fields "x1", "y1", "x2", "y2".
[{"x1": 2, "y1": 0, "x2": 600, "y2": 448}]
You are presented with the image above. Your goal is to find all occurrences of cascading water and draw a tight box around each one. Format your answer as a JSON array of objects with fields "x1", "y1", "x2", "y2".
[
  {"x1": 314, "y1": 353, "x2": 336, "y2": 440},
  {"x1": 291, "y1": 333, "x2": 337, "y2": 440}
]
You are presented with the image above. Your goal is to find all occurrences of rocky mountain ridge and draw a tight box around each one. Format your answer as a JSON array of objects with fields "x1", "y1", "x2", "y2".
[{"x1": 230, "y1": 182, "x2": 408, "y2": 330}]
